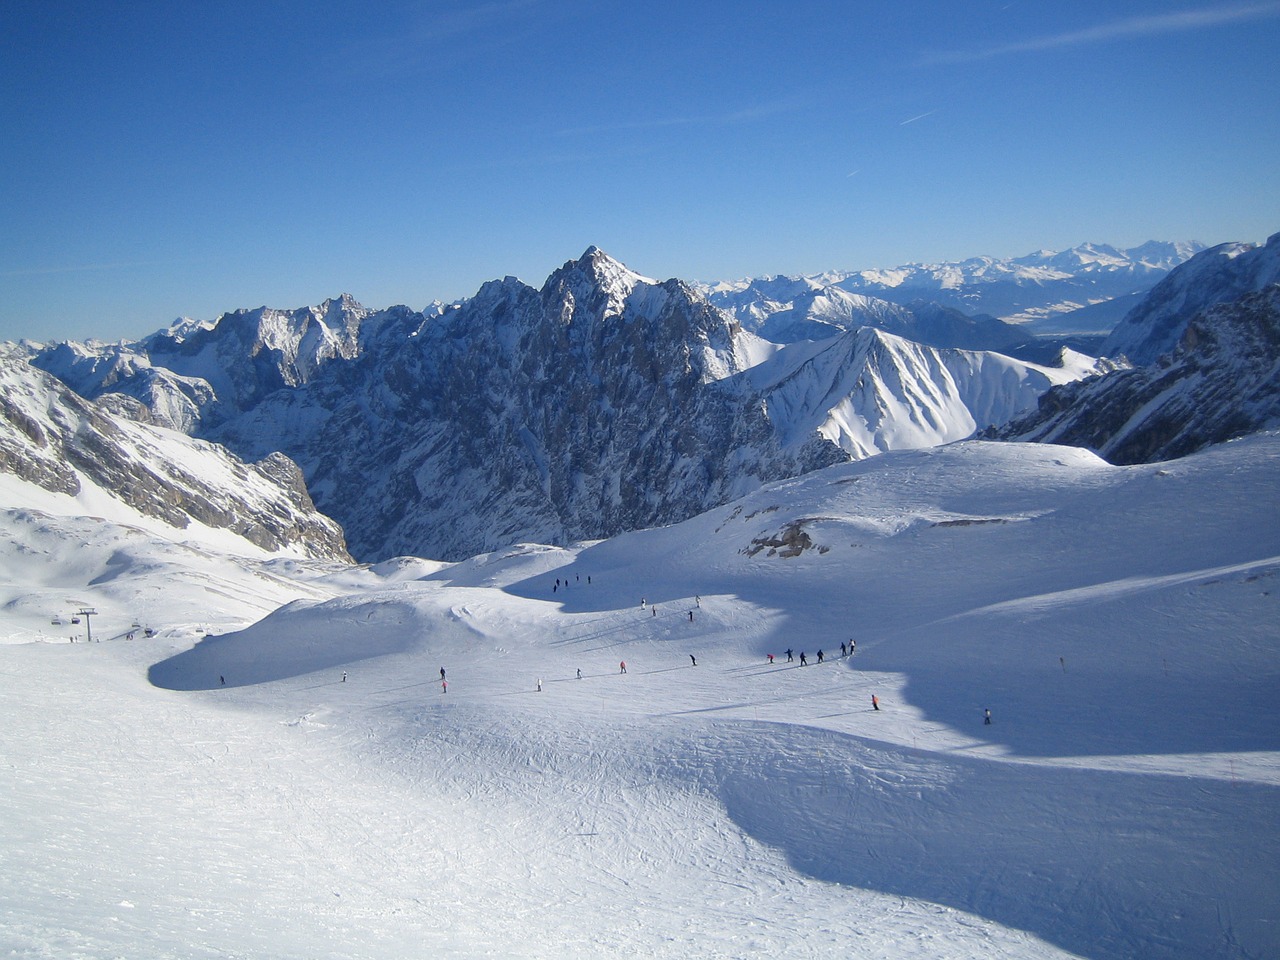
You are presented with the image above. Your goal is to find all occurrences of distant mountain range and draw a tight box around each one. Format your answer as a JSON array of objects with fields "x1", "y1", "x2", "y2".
[
  {"x1": 6, "y1": 235, "x2": 1277, "y2": 563},
  {"x1": 702, "y1": 240, "x2": 1205, "y2": 337}
]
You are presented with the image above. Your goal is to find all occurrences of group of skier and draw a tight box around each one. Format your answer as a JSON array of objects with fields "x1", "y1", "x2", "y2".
[{"x1": 779, "y1": 639, "x2": 855, "y2": 667}]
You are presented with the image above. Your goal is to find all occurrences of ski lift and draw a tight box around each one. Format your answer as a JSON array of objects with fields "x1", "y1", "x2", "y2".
[
  {"x1": 70, "y1": 617, "x2": 81, "y2": 624},
  {"x1": 51, "y1": 617, "x2": 63, "y2": 626},
  {"x1": 143, "y1": 628, "x2": 154, "y2": 637}
]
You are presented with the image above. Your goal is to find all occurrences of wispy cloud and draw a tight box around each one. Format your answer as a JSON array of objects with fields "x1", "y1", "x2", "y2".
[
  {"x1": 918, "y1": 1, "x2": 1280, "y2": 66},
  {"x1": 555, "y1": 97, "x2": 804, "y2": 138},
  {"x1": 338, "y1": 0, "x2": 544, "y2": 78},
  {"x1": 899, "y1": 110, "x2": 935, "y2": 126},
  {"x1": 402, "y1": 0, "x2": 543, "y2": 46}
]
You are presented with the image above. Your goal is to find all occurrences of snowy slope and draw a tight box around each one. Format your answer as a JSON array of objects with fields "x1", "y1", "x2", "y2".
[
  {"x1": 1, "y1": 434, "x2": 1276, "y2": 959},
  {"x1": 0, "y1": 350, "x2": 349, "y2": 560}
]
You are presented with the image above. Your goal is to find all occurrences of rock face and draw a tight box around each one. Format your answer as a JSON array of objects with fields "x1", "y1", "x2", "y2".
[
  {"x1": 0, "y1": 350, "x2": 350, "y2": 560},
  {"x1": 30, "y1": 294, "x2": 427, "y2": 433},
  {"x1": 1102, "y1": 234, "x2": 1280, "y2": 365},
  {"x1": 992, "y1": 285, "x2": 1280, "y2": 464}
]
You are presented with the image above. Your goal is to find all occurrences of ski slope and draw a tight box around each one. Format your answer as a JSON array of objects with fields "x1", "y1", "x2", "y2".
[{"x1": 2, "y1": 436, "x2": 1278, "y2": 959}]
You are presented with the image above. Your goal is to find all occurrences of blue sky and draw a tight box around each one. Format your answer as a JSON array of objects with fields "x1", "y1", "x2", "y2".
[{"x1": 2, "y1": 1, "x2": 1279, "y2": 342}]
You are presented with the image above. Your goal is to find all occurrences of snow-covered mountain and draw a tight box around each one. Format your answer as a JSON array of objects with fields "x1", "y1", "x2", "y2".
[
  {"x1": 23, "y1": 247, "x2": 1105, "y2": 561},
  {"x1": 0, "y1": 348, "x2": 349, "y2": 560},
  {"x1": 705, "y1": 240, "x2": 1204, "y2": 334},
  {"x1": 29, "y1": 294, "x2": 435, "y2": 433},
  {"x1": 209, "y1": 248, "x2": 843, "y2": 560},
  {"x1": 15, "y1": 248, "x2": 1105, "y2": 563},
  {"x1": 1102, "y1": 233, "x2": 1280, "y2": 364},
  {"x1": 992, "y1": 283, "x2": 1280, "y2": 463},
  {"x1": 742, "y1": 325, "x2": 1106, "y2": 460}
]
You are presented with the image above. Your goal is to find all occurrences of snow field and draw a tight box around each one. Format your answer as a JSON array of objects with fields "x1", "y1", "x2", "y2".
[{"x1": 3, "y1": 436, "x2": 1279, "y2": 958}]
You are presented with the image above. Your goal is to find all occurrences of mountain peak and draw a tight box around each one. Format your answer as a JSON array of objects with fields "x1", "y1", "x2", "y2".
[{"x1": 542, "y1": 247, "x2": 658, "y2": 317}]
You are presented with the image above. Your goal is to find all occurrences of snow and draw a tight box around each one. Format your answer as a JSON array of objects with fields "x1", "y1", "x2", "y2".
[{"x1": 2, "y1": 435, "x2": 1277, "y2": 959}]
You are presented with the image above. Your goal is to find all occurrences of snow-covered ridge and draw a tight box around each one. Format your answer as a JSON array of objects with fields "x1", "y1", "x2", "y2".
[
  {"x1": 742, "y1": 326, "x2": 1110, "y2": 459},
  {"x1": 994, "y1": 284, "x2": 1280, "y2": 463}
]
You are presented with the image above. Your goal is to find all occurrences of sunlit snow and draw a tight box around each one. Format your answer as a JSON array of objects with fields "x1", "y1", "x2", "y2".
[{"x1": 2, "y1": 436, "x2": 1277, "y2": 959}]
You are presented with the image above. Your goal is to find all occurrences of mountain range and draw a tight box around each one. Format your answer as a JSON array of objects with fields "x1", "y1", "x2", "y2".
[
  {"x1": 17, "y1": 247, "x2": 1109, "y2": 561},
  {"x1": 1, "y1": 236, "x2": 1276, "y2": 960},
  {"x1": 7, "y1": 235, "x2": 1278, "y2": 563}
]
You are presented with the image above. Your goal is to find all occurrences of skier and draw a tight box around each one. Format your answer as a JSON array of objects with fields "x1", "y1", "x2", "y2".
[
  {"x1": 840, "y1": 642, "x2": 846, "y2": 658},
  {"x1": 871, "y1": 694, "x2": 879, "y2": 711},
  {"x1": 341, "y1": 671, "x2": 347, "y2": 683},
  {"x1": 785, "y1": 648, "x2": 793, "y2": 662},
  {"x1": 641, "y1": 598, "x2": 646, "y2": 609},
  {"x1": 652, "y1": 606, "x2": 656, "y2": 617},
  {"x1": 688, "y1": 611, "x2": 694, "y2": 622},
  {"x1": 695, "y1": 595, "x2": 701, "y2": 607},
  {"x1": 442, "y1": 679, "x2": 448, "y2": 694},
  {"x1": 690, "y1": 654, "x2": 697, "y2": 667},
  {"x1": 620, "y1": 661, "x2": 627, "y2": 674},
  {"x1": 219, "y1": 675, "x2": 225, "y2": 686},
  {"x1": 440, "y1": 667, "x2": 446, "y2": 682},
  {"x1": 984, "y1": 708, "x2": 992, "y2": 725},
  {"x1": 817, "y1": 649, "x2": 824, "y2": 663},
  {"x1": 587, "y1": 575, "x2": 592, "y2": 585},
  {"x1": 800, "y1": 652, "x2": 807, "y2": 665},
  {"x1": 767, "y1": 653, "x2": 775, "y2": 664},
  {"x1": 537, "y1": 679, "x2": 542, "y2": 692},
  {"x1": 576, "y1": 668, "x2": 582, "y2": 680}
]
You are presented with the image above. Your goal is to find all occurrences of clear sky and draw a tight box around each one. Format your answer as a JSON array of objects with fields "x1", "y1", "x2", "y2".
[{"x1": 3, "y1": 1, "x2": 1279, "y2": 343}]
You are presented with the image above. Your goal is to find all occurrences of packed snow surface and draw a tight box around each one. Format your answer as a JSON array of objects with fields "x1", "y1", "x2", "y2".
[{"x1": 2, "y1": 437, "x2": 1278, "y2": 959}]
